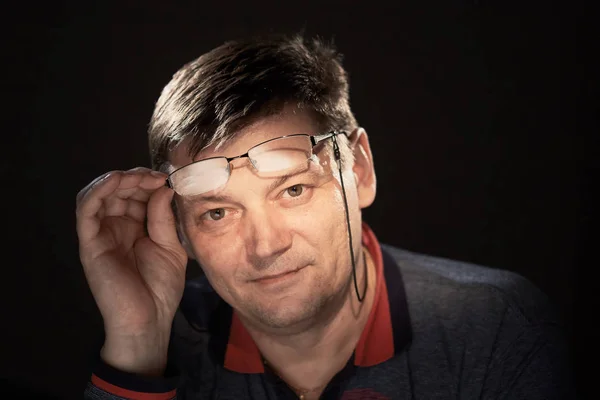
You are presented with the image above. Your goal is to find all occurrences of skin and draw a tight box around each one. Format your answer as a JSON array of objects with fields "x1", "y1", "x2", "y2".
[
  {"x1": 171, "y1": 106, "x2": 379, "y2": 396},
  {"x1": 75, "y1": 105, "x2": 378, "y2": 398},
  {"x1": 76, "y1": 167, "x2": 186, "y2": 376}
]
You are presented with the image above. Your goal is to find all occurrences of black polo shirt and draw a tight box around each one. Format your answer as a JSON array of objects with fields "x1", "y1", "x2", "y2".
[{"x1": 85, "y1": 224, "x2": 573, "y2": 399}]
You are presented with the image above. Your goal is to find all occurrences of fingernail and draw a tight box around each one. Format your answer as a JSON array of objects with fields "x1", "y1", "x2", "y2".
[
  {"x1": 97, "y1": 172, "x2": 112, "y2": 184},
  {"x1": 150, "y1": 170, "x2": 166, "y2": 178}
]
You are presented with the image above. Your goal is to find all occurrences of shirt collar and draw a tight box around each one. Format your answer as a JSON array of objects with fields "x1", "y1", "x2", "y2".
[{"x1": 183, "y1": 223, "x2": 412, "y2": 373}]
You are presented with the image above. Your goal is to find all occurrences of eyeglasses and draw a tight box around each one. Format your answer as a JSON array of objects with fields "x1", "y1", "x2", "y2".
[{"x1": 166, "y1": 131, "x2": 347, "y2": 197}]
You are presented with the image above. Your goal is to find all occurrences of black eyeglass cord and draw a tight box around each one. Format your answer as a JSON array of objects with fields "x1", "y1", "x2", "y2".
[
  {"x1": 183, "y1": 132, "x2": 368, "y2": 340},
  {"x1": 332, "y1": 135, "x2": 368, "y2": 302}
]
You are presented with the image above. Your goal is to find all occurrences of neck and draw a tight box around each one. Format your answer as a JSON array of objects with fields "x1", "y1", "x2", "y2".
[{"x1": 243, "y1": 247, "x2": 377, "y2": 396}]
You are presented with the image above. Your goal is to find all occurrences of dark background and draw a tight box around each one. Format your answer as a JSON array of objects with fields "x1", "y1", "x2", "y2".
[{"x1": 2, "y1": 2, "x2": 589, "y2": 399}]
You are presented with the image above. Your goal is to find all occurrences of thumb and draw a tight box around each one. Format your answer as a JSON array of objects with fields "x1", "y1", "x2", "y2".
[{"x1": 146, "y1": 186, "x2": 183, "y2": 253}]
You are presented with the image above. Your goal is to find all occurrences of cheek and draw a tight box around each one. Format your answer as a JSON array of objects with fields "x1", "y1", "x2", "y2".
[
  {"x1": 289, "y1": 192, "x2": 342, "y2": 243},
  {"x1": 319, "y1": 176, "x2": 362, "y2": 274},
  {"x1": 298, "y1": 189, "x2": 350, "y2": 269},
  {"x1": 187, "y1": 231, "x2": 246, "y2": 290}
]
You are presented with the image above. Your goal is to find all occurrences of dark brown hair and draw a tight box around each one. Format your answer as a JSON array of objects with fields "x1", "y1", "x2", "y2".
[{"x1": 148, "y1": 33, "x2": 358, "y2": 171}]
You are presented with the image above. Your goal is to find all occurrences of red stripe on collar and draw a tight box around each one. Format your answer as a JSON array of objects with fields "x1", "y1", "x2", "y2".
[
  {"x1": 223, "y1": 223, "x2": 394, "y2": 373},
  {"x1": 224, "y1": 311, "x2": 264, "y2": 373},
  {"x1": 353, "y1": 223, "x2": 395, "y2": 366}
]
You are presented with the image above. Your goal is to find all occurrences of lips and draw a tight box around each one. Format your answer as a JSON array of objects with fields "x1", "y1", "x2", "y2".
[
  {"x1": 250, "y1": 263, "x2": 312, "y2": 285},
  {"x1": 253, "y1": 268, "x2": 300, "y2": 282}
]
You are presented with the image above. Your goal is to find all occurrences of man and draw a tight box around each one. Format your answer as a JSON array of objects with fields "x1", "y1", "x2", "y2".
[{"x1": 76, "y1": 34, "x2": 573, "y2": 399}]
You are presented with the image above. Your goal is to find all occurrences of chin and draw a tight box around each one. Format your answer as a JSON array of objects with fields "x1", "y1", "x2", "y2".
[
  {"x1": 234, "y1": 270, "x2": 341, "y2": 329},
  {"x1": 248, "y1": 293, "x2": 325, "y2": 330}
]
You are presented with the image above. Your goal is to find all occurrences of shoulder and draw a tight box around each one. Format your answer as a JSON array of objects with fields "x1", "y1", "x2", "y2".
[
  {"x1": 379, "y1": 248, "x2": 574, "y2": 397},
  {"x1": 381, "y1": 243, "x2": 560, "y2": 327}
]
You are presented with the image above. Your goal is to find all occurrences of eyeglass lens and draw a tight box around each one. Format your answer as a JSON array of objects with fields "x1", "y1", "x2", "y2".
[{"x1": 170, "y1": 135, "x2": 314, "y2": 197}]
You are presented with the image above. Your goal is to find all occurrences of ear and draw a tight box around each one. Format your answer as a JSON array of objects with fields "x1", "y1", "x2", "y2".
[{"x1": 348, "y1": 127, "x2": 377, "y2": 209}]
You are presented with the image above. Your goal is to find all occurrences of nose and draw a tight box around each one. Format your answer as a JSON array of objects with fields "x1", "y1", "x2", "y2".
[{"x1": 244, "y1": 205, "x2": 293, "y2": 268}]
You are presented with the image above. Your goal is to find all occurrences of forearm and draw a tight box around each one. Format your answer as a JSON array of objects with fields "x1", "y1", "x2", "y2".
[{"x1": 85, "y1": 334, "x2": 179, "y2": 400}]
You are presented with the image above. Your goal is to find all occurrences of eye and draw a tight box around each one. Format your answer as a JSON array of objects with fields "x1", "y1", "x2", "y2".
[
  {"x1": 286, "y1": 184, "x2": 304, "y2": 197},
  {"x1": 205, "y1": 208, "x2": 226, "y2": 221}
]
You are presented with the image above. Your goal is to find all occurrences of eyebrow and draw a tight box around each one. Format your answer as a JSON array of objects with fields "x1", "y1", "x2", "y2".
[
  {"x1": 264, "y1": 168, "x2": 321, "y2": 194},
  {"x1": 183, "y1": 193, "x2": 239, "y2": 205}
]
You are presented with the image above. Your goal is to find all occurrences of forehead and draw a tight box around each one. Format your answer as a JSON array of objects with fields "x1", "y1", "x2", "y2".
[{"x1": 169, "y1": 107, "x2": 321, "y2": 170}]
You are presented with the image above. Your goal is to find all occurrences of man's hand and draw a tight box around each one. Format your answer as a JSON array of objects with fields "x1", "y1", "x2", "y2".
[{"x1": 76, "y1": 167, "x2": 188, "y2": 376}]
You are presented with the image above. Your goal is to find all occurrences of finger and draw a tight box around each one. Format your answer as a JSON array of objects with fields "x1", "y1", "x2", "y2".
[
  {"x1": 127, "y1": 200, "x2": 148, "y2": 223},
  {"x1": 75, "y1": 168, "x2": 149, "y2": 210},
  {"x1": 103, "y1": 196, "x2": 148, "y2": 222},
  {"x1": 125, "y1": 166, "x2": 153, "y2": 174},
  {"x1": 115, "y1": 186, "x2": 155, "y2": 202},
  {"x1": 75, "y1": 169, "x2": 168, "y2": 245},
  {"x1": 146, "y1": 186, "x2": 181, "y2": 251},
  {"x1": 76, "y1": 168, "x2": 164, "y2": 206},
  {"x1": 140, "y1": 170, "x2": 168, "y2": 190},
  {"x1": 75, "y1": 172, "x2": 122, "y2": 244},
  {"x1": 114, "y1": 169, "x2": 168, "y2": 202},
  {"x1": 119, "y1": 169, "x2": 168, "y2": 191},
  {"x1": 76, "y1": 171, "x2": 118, "y2": 207}
]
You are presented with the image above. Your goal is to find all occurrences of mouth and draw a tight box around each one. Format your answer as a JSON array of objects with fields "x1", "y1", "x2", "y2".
[{"x1": 252, "y1": 266, "x2": 305, "y2": 285}]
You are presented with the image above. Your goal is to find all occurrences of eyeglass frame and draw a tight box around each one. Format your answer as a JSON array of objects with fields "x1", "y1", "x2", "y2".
[
  {"x1": 163, "y1": 128, "x2": 366, "y2": 301},
  {"x1": 164, "y1": 130, "x2": 349, "y2": 194}
]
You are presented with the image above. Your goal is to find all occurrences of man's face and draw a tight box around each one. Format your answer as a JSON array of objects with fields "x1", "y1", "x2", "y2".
[{"x1": 169, "y1": 109, "x2": 375, "y2": 331}]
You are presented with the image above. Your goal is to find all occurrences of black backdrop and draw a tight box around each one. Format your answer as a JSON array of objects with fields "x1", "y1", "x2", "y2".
[{"x1": 3, "y1": 2, "x2": 586, "y2": 399}]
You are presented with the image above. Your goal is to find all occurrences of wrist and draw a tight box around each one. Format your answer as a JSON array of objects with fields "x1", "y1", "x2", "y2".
[{"x1": 101, "y1": 329, "x2": 170, "y2": 377}]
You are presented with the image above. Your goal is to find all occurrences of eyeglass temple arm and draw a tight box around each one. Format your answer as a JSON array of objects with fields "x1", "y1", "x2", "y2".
[
  {"x1": 311, "y1": 131, "x2": 346, "y2": 170},
  {"x1": 311, "y1": 130, "x2": 348, "y2": 146}
]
